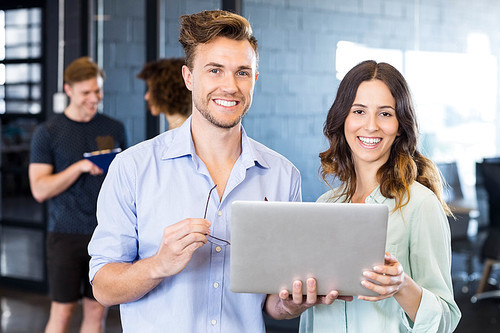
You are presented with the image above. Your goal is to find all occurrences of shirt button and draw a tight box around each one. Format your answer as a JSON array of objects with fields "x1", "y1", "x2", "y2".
[
  {"x1": 215, "y1": 246, "x2": 222, "y2": 252},
  {"x1": 211, "y1": 319, "x2": 217, "y2": 326},
  {"x1": 217, "y1": 210, "x2": 222, "y2": 216},
  {"x1": 213, "y1": 282, "x2": 219, "y2": 288}
]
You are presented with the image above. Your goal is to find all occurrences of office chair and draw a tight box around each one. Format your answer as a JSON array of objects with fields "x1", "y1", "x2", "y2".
[
  {"x1": 471, "y1": 160, "x2": 500, "y2": 303},
  {"x1": 437, "y1": 162, "x2": 470, "y2": 238},
  {"x1": 437, "y1": 162, "x2": 482, "y2": 293}
]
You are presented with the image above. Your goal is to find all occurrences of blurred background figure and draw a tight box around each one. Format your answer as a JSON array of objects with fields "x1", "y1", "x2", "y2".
[
  {"x1": 28, "y1": 57, "x2": 126, "y2": 333},
  {"x1": 137, "y1": 58, "x2": 192, "y2": 130}
]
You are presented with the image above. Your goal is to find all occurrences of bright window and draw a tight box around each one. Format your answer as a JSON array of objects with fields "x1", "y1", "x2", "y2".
[
  {"x1": 336, "y1": 38, "x2": 498, "y2": 201},
  {"x1": 0, "y1": 7, "x2": 42, "y2": 114}
]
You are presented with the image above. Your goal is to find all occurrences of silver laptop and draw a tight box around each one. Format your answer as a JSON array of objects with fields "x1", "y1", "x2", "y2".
[{"x1": 230, "y1": 201, "x2": 389, "y2": 296}]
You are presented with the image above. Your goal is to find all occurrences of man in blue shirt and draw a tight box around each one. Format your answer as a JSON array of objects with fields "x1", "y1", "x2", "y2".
[{"x1": 89, "y1": 10, "x2": 332, "y2": 332}]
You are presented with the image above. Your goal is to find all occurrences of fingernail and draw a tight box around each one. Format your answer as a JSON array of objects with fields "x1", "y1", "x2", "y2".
[
  {"x1": 294, "y1": 281, "x2": 301, "y2": 288},
  {"x1": 308, "y1": 279, "x2": 315, "y2": 287},
  {"x1": 361, "y1": 280, "x2": 368, "y2": 287},
  {"x1": 373, "y1": 266, "x2": 383, "y2": 272},
  {"x1": 363, "y1": 271, "x2": 373, "y2": 278}
]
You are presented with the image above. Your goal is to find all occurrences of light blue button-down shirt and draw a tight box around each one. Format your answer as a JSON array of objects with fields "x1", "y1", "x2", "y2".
[
  {"x1": 300, "y1": 182, "x2": 461, "y2": 333},
  {"x1": 89, "y1": 117, "x2": 301, "y2": 332}
]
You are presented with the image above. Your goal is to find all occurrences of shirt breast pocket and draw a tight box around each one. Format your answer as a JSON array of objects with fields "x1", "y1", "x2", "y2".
[{"x1": 385, "y1": 243, "x2": 401, "y2": 261}]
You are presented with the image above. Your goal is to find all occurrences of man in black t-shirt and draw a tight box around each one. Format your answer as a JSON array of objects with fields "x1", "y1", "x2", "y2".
[{"x1": 29, "y1": 57, "x2": 126, "y2": 333}]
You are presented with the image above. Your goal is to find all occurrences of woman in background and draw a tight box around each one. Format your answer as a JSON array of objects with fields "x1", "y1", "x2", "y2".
[
  {"x1": 300, "y1": 60, "x2": 461, "y2": 332},
  {"x1": 137, "y1": 58, "x2": 191, "y2": 130}
]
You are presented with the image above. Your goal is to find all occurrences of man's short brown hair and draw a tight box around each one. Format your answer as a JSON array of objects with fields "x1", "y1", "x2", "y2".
[
  {"x1": 137, "y1": 58, "x2": 192, "y2": 117},
  {"x1": 178, "y1": 10, "x2": 258, "y2": 69},
  {"x1": 64, "y1": 57, "x2": 104, "y2": 85}
]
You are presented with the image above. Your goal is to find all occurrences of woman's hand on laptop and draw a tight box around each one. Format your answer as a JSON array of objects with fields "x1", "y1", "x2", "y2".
[
  {"x1": 357, "y1": 252, "x2": 423, "y2": 322},
  {"x1": 264, "y1": 278, "x2": 353, "y2": 320},
  {"x1": 358, "y1": 252, "x2": 405, "y2": 301}
]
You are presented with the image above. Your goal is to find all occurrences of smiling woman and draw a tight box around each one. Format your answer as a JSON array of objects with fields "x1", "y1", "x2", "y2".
[
  {"x1": 298, "y1": 60, "x2": 461, "y2": 333},
  {"x1": 344, "y1": 79, "x2": 400, "y2": 170},
  {"x1": 335, "y1": 40, "x2": 498, "y2": 206}
]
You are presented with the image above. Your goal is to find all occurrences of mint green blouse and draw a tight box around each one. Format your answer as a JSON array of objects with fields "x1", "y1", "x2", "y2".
[{"x1": 299, "y1": 182, "x2": 461, "y2": 333}]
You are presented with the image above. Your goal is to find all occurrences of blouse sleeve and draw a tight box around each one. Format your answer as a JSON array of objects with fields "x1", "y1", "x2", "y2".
[{"x1": 406, "y1": 193, "x2": 461, "y2": 332}]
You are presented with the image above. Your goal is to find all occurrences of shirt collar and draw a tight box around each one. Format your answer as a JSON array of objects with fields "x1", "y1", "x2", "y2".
[
  {"x1": 161, "y1": 116, "x2": 194, "y2": 160},
  {"x1": 366, "y1": 186, "x2": 388, "y2": 204},
  {"x1": 161, "y1": 116, "x2": 270, "y2": 170},
  {"x1": 240, "y1": 126, "x2": 270, "y2": 169}
]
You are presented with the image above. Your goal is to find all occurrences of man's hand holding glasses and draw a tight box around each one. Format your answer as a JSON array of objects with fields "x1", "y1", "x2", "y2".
[
  {"x1": 150, "y1": 217, "x2": 211, "y2": 279},
  {"x1": 147, "y1": 184, "x2": 230, "y2": 280}
]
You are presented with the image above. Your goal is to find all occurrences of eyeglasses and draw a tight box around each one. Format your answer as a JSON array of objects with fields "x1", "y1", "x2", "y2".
[{"x1": 203, "y1": 184, "x2": 231, "y2": 246}]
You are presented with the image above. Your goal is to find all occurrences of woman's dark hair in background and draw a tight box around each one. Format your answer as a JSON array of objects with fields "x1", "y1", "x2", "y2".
[{"x1": 137, "y1": 58, "x2": 191, "y2": 117}]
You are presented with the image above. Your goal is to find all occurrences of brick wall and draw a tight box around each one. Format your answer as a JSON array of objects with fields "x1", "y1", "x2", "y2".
[
  {"x1": 98, "y1": 0, "x2": 500, "y2": 201},
  {"x1": 243, "y1": 0, "x2": 500, "y2": 201},
  {"x1": 162, "y1": 0, "x2": 221, "y2": 58},
  {"x1": 100, "y1": 0, "x2": 146, "y2": 146}
]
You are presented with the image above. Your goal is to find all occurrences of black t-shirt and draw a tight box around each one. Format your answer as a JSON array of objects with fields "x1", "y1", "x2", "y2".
[{"x1": 30, "y1": 113, "x2": 126, "y2": 234}]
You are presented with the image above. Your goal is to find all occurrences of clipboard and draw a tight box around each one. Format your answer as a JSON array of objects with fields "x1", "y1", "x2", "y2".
[{"x1": 83, "y1": 148, "x2": 122, "y2": 172}]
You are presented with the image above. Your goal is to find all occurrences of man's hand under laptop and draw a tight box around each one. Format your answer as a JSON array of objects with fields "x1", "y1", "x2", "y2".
[{"x1": 264, "y1": 278, "x2": 353, "y2": 320}]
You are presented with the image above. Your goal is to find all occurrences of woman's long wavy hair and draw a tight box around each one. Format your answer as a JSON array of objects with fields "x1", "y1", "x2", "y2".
[{"x1": 319, "y1": 60, "x2": 450, "y2": 214}]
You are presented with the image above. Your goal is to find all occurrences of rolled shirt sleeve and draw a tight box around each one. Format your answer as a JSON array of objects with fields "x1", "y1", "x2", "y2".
[{"x1": 88, "y1": 151, "x2": 138, "y2": 283}]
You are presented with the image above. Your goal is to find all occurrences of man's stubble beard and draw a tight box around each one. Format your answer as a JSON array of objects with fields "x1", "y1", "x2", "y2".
[{"x1": 194, "y1": 96, "x2": 250, "y2": 129}]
